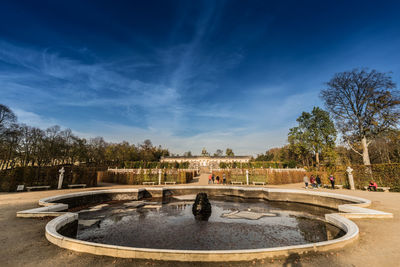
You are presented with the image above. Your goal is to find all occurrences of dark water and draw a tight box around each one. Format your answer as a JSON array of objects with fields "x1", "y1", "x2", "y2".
[{"x1": 76, "y1": 196, "x2": 344, "y2": 250}]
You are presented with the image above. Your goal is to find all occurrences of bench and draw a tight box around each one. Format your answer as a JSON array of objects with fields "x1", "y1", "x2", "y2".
[
  {"x1": 364, "y1": 186, "x2": 391, "y2": 192},
  {"x1": 323, "y1": 184, "x2": 343, "y2": 189},
  {"x1": 164, "y1": 181, "x2": 176, "y2": 185},
  {"x1": 142, "y1": 182, "x2": 156, "y2": 185},
  {"x1": 252, "y1": 181, "x2": 266, "y2": 186},
  {"x1": 68, "y1": 184, "x2": 86, "y2": 189},
  {"x1": 26, "y1": 186, "x2": 51, "y2": 192},
  {"x1": 231, "y1": 181, "x2": 243, "y2": 185}
]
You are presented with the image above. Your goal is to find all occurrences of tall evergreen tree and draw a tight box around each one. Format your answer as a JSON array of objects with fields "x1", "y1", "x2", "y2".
[{"x1": 288, "y1": 107, "x2": 337, "y2": 167}]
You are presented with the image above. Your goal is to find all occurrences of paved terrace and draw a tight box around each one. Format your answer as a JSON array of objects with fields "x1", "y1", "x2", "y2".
[{"x1": 1, "y1": 183, "x2": 399, "y2": 267}]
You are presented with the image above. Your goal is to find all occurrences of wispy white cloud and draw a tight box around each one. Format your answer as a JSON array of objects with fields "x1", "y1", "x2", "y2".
[
  {"x1": 0, "y1": 2, "x2": 323, "y2": 155},
  {"x1": 0, "y1": 37, "x2": 320, "y2": 153},
  {"x1": 13, "y1": 108, "x2": 59, "y2": 129}
]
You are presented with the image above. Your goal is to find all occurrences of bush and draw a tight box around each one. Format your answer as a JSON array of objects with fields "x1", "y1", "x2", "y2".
[
  {"x1": 0, "y1": 165, "x2": 105, "y2": 192},
  {"x1": 305, "y1": 163, "x2": 400, "y2": 191},
  {"x1": 97, "y1": 169, "x2": 196, "y2": 185},
  {"x1": 211, "y1": 168, "x2": 305, "y2": 185},
  {"x1": 122, "y1": 161, "x2": 190, "y2": 169},
  {"x1": 351, "y1": 164, "x2": 400, "y2": 191}
]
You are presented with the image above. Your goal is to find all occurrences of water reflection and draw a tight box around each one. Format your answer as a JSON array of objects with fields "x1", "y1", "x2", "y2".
[{"x1": 76, "y1": 196, "x2": 345, "y2": 250}]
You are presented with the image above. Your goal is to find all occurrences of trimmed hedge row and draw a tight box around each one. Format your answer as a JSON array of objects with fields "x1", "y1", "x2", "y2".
[
  {"x1": 120, "y1": 161, "x2": 190, "y2": 169},
  {"x1": 212, "y1": 169, "x2": 305, "y2": 185},
  {"x1": 97, "y1": 169, "x2": 196, "y2": 185},
  {"x1": 219, "y1": 161, "x2": 297, "y2": 169},
  {"x1": 305, "y1": 163, "x2": 400, "y2": 191},
  {"x1": 348, "y1": 164, "x2": 400, "y2": 191},
  {"x1": 0, "y1": 166, "x2": 105, "y2": 192}
]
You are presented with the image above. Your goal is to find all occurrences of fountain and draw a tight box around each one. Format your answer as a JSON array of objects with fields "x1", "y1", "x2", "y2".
[
  {"x1": 192, "y1": 193, "x2": 212, "y2": 221},
  {"x1": 16, "y1": 186, "x2": 393, "y2": 262}
]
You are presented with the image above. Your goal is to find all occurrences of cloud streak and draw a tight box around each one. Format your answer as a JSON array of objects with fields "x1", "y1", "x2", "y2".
[{"x1": 1, "y1": 1, "x2": 400, "y2": 154}]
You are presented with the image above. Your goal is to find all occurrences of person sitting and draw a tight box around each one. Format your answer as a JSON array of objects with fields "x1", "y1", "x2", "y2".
[
  {"x1": 310, "y1": 175, "x2": 317, "y2": 189},
  {"x1": 368, "y1": 181, "x2": 378, "y2": 191}
]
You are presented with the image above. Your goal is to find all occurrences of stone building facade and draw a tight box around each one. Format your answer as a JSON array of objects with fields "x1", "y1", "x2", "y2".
[{"x1": 160, "y1": 156, "x2": 252, "y2": 169}]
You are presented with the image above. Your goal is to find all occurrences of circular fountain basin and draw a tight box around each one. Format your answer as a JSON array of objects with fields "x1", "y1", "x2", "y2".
[
  {"x1": 76, "y1": 196, "x2": 344, "y2": 250},
  {"x1": 38, "y1": 186, "x2": 381, "y2": 261}
]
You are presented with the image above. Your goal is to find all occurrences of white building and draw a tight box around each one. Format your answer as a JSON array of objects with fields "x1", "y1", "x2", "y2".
[{"x1": 160, "y1": 156, "x2": 252, "y2": 169}]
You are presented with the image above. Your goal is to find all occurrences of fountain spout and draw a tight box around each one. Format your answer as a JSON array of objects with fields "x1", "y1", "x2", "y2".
[{"x1": 192, "y1": 193, "x2": 212, "y2": 221}]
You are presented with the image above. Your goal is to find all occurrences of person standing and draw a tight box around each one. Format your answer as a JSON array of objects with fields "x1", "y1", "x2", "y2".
[
  {"x1": 208, "y1": 174, "x2": 212, "y2": 184},
  {"x1": 216, "y1": 175, "x2": 220, "y2": 184},
  {"x1": 329, "y1": 175, "x2": 335, "y2": 189},
  {"x1": 212, "y1": 174, "x2": 215, "y2": 184},
  {"x1": 223, "y1": 173, "x2": 226, "y2": 184},
  {"x1": 303, "y1": 174, "x2": 310, "y2": 189},
  {"x1": 316, "y1": 175, "x2": 322, "y2": 188}
]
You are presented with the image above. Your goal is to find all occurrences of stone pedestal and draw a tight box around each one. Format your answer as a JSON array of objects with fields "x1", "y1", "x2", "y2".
[
  {"x1": 347, "y1": 166, "x2": 355, "y2": 190},
  {"x1": 58, "y1": 167, "x2": 65, "y2": 190}
]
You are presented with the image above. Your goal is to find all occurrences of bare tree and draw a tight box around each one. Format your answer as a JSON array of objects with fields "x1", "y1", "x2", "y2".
[
  {"x1": 321, "y1": 69, "x2": 400, "y2": 165},
  {"x1": 0, "y1": 104, "x2": 16, "y2": 129},
  {"x1": 0, "y1": 105, "x2": 172, "y2": 169},
  {"x1": 213, "y1": 149, "x2": 223, "y2": 157}
]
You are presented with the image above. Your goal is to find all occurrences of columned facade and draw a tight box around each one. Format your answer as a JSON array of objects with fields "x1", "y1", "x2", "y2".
[{"x1": 160, "y1": 156, "x2": 251, "y2": 169}]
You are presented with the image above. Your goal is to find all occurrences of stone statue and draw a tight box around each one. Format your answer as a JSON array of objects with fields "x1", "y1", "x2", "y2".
[
  {"x1": 58, "y1": 167, "x2": 65, "y2": 189},
  {"x1": 346, "y1": 166, "x2": 355, "y2": 190},
  {"x1": 192, "y1": 193, "x2": 212, "y2": 221}
]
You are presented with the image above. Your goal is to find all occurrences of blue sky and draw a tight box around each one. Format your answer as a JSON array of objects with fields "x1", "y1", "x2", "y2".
[{"x1": 1, "y1": 0, "x2": 400, "y2": 155}]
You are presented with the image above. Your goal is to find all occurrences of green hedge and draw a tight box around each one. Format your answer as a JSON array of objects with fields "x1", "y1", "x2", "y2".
[
  {"x1": 306, "y1": 164, "x2": 400, "y2": 191},
  {"x1": 0, "y1": 165, "x2": 106, "y2": 192},
  {"x1": 351, "y1": 164, "x2": 400, "y2": 191},
  {"x1": 97, "y1": 169, "x2": 196, "y2": 185},
  {"x1": 121, "y1": 161, "x2": 190, "y2": 169},
  {"x1": 219, "y1": 161, "x2": 297, "y2": 169},
  {"x1": 212, "y1": 169, "x2": 305, "y2": 184}
]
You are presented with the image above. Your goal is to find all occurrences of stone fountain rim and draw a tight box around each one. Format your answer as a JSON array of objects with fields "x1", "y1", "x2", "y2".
[{"x1": 18, "y1": 186, "x2": 393, "y2": 261}]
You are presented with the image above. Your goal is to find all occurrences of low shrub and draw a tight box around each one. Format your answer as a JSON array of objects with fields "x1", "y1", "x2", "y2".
[
  {"x1": 121, "y1": 161, "x2": 191, "y2": 169},
  {"x1": 212, "y1": 168, "x2": 305, "y2": 185},
  {"x1": 0, "y1": 165, "x2": 105, "y2": 192},
  {"x1": 97, "y1": 169, "x2": 196, "y2": 185}
]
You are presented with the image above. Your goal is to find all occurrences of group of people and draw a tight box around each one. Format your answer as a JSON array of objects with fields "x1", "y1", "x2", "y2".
[
  {"x1": 303, "y1": 174, "x2": 336, "y2": 189},
  {"x1": 208, "y1": 173, "x2": 227, "y2": 184},
  {"x1": 304, "y1": 174, "x2": 380, "y2": 191}
]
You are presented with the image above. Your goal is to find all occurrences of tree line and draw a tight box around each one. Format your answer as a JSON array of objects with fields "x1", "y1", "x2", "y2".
[
  {"x1": 0, "y1": 105, "x2": 169, "y2": 170},
  {"x1": 256, "y1": 69, "x2": 400, "y2": 167}
]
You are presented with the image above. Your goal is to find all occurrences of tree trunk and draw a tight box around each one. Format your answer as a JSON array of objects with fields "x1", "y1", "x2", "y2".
[
  {"x1": 361, "y1": 136, "x2": 371, "y2": 165},
  {"x1": 315, "y1": 152, "x2": 320, "y2": 167}
]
